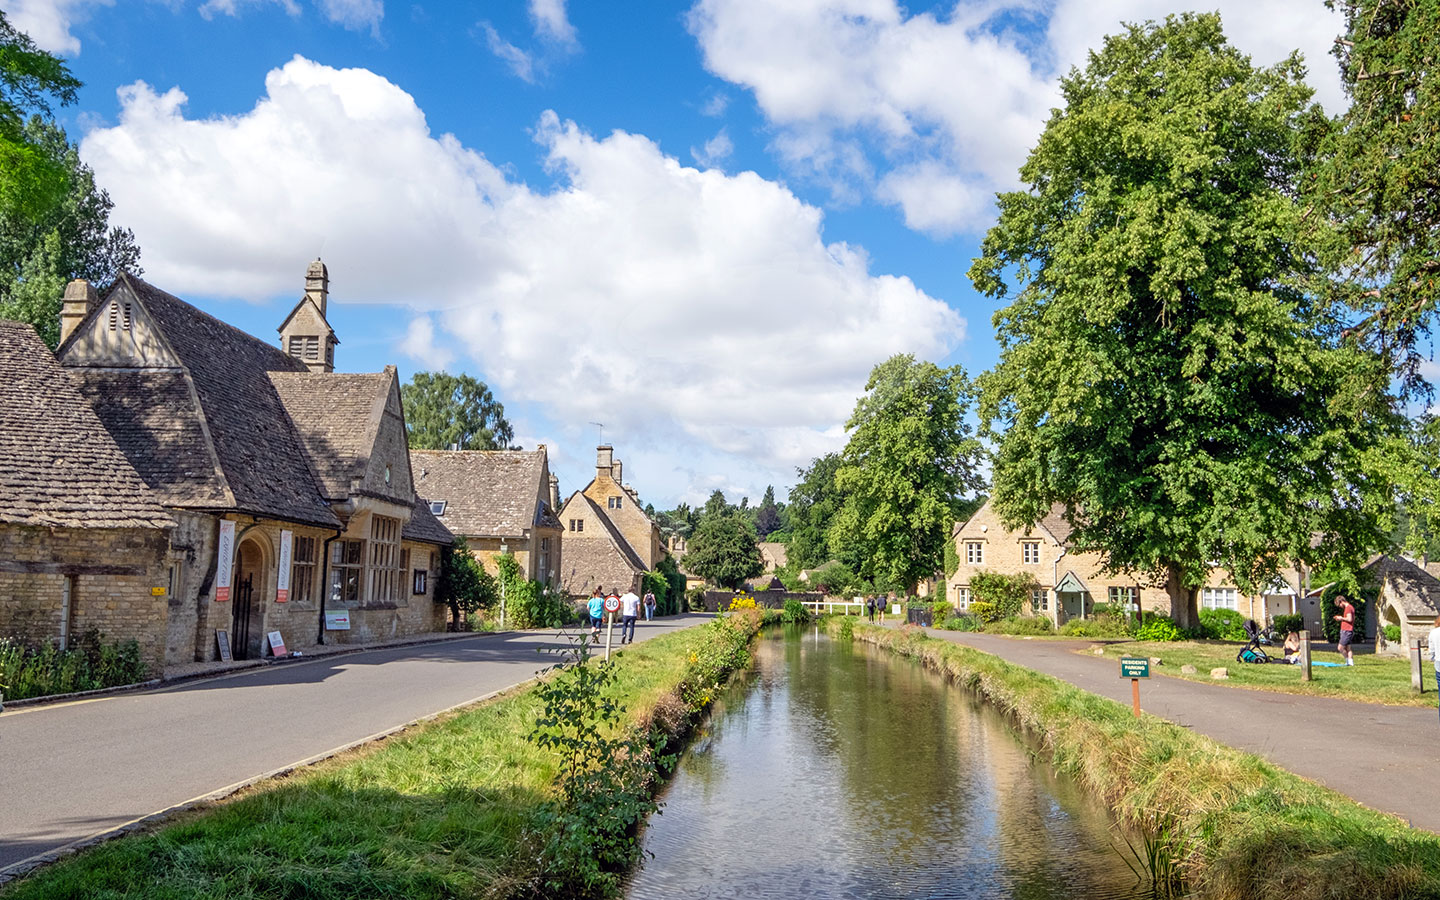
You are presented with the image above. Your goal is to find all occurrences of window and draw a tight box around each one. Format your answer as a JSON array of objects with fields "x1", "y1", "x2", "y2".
[
  {"x1": 430, "y1": 500, "x2": 447, "y2": 515},
  {"x1": 369, "y1": 516, "x2": 402, "y2": 604},
  {"x1": 538, "y1": 537, "x2": 551, "y2": 583},
  {"x1": 1021, "y1": 541, "x2": 1040, "y2": 564},
  {"x1": 288, "y1": 335, "x2": 319, "y2": 361},
  {"x1": 965, "y1": 542, "x2": 983, "y2": 564},
  {"x1": 291, "y1": 536, "x2": 316, "y2": 605},
  {"x1": 1108, "y1": 586, "x2": 1139, "y2": 612},
  {"x1": 570, "y1": 519, "x2": 584, "y2": 532},
  {"x1": 412, "y1": 550, "x2": 430, "y2": 595},
  {"x1": 608, "y1": 496, "x2": 623, "y2": 509},
  {"x1": 1202, "y1": 587, "x2": 1238, "y2": 610},
  {"x1": 330, "y1": 539, "x2": 363, "y2": 605},
  {"x1": 954, "y1": 588, "x2": 971, "y2": 610},
  {"x1": 1032, "y1": 588, "x2": 1048, "y2": 612}
]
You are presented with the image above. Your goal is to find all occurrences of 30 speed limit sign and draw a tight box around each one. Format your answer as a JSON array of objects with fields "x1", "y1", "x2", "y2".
[{"x1": 603, "y1": 595, "x2": 621, "y2": 614}]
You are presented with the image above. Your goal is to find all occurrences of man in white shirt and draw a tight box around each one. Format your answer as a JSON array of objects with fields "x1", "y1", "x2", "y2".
[
  {"x1": 1429, "y1": 615, "x2": 1440, "y2": 726},
  {"x1": 619, "y1": 583, "x2": 641, "y2": 645}
]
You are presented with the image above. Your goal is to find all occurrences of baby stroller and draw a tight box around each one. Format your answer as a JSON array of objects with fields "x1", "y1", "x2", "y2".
[{"x1": 1237, "y1": 619, "x2": 1272, "y2": 664}]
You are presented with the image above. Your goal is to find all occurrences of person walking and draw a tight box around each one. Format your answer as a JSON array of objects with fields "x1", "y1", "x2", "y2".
[
  {"x1": 1428, "y1": 614, "x2": 1440, "y2": 724},
  {"x1": 587, "y1": 588, "x2": 605, "y2": 644},
  {"x1": 620, "y1": 583, "x2": 641, "y2": 644},
  {"x1": 643, "y1": 590, "x2": 656, "y2": 622},
  {"x1": 1333, "y1": 594, "x2": 1357, "y2": 666},
  {"x1": 866, "y1": 596, "x2": 875, "y2": 623}
]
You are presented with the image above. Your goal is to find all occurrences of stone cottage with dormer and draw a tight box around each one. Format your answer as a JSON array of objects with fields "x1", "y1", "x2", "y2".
[{"x1": 558, "y1": 445, "x2": 664, "y2": 597}]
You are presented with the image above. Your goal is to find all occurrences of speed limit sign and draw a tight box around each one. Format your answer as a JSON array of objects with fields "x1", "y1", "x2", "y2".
[{"x1": 603, "y1": 595, "x2": 621, "y2": 614}]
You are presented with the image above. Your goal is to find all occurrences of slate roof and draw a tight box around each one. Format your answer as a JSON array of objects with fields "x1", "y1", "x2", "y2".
[
  {"x1": 0, "y1": 320, "x2": 172, "y2": 530},
  {"x1": 402, "y1": 494, "x2": 454, "y2": 545},
  {"x1": 1368, "y1": 556, "x2": 1440, "y2": 618},
  {"x1": 411, "y1": 450, "x2": 557, "y2": 538},
  {"x1": 67, "y1": 276, "x2": 340, "y2": 528},
  {"x1": 269, "y1": 371, "x2": 391, "y2": 501},
  {"x1": 559, "y1": 493, "x2": 648, "y2": 596}
]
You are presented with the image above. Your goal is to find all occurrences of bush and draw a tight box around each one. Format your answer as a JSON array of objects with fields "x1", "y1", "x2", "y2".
[
  {"x1": 727, "y1": 593, "x2": 757, "y2": 612},
  {"x1": 781, "y1": 598, "x2": 811, "y2": 624},
  {"x1": 1383, "y1": 624, "x2": 1402, "y2": 643},
  {"x1": 968, "y1": 600, "x2": 998, "y2": 622},
  {"x1": 937, "y1": 614, "x2": 981, "y2": 631},
  {"x1": 983, "y1": 616, "x2": 1054, "y2": 635},
  {"x1": 1271, "y1": 613, "x2": 1305, "y2": 636},
  {"x1": 1321, "y1": 585, "x2": 1371, "y2": 644},
  {"x1": 0, "y1": 631, "x2": 149, "y2": 701},
  {"x1": 970, "y1": 570, "x2": 1039, "y2": 620},
  {"x1": 1198, "y1": 608, "x2": 1250, "y2": 641},
  {"x1": 1134, "y1": 614, "x2": 1184, "y2": 642},
  {"x1": 837, "y1": 615, "x2": 855, "y2": 640},
  {"x1": 930, "y1": 600, "x2": 953, "y2": 623},
  {"x1": 685, "y1": 586, "x2": 707, "y2": 612},
  {"x1": 1058, "y1": 614, "x2": 1129, "y2": 638}
]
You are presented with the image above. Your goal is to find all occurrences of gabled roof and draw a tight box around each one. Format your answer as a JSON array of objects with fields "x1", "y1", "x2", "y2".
[
  {"x1": 269, "y1": 371, "x2": 392, "y2": 501},
  {"x1": 412, "y1": 449, "x2": 556, "y2": 538},
  {"x1": 0, "y1": 320, "x2": 172, "y2": 530},
  {"x1": 1367, "y1": 555, "x2": 1440, "y2": 619},
  {"x1": 276, "y1": 295, "x2": 337, "y2": 339},
  {"x1": 560, "y1": 494, "x2": 649, "y2": 595},
  {"x1": 63, "y1": 276, "x2": 339, "y2": 527},
  {"x1": 402, "y1": 494, "x2": 453, "y2": 545}
]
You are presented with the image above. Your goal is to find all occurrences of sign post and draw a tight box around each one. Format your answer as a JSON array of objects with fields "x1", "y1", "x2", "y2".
[
  {"x1": 603, "y1": 594, "x2": 621, "y2": 661},
  {"x1": 1119, "y1": 657, "x2": 1150, "y2": 717}
]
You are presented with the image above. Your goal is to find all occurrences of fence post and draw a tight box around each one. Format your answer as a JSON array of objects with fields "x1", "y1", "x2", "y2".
[
  {"x1": 1299, "y1": 630, "x2": 1312, "y2": 682},
  {"x1": 1411, "y1": 639, "x2": 1424, "y2": 693}
]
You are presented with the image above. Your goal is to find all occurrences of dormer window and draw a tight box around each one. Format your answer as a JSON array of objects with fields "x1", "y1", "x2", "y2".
[{"x1": 430, "y1": 500, "x2": 447, "y2": 516}]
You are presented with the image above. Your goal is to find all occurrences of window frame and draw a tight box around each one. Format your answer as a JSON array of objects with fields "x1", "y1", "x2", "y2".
[
  {"x1": 965, "y1": 542, "x2": 984, "y2": 565},
  {"x1": 1021, "y1": 541, "x2": 1040, "y2": 564},
  {"x1": 291, "y1": 535, "x2": 317, "y2": 605},
  {"x1": 1202, "y1": 587, "x2": 1239, "y2": 610}
]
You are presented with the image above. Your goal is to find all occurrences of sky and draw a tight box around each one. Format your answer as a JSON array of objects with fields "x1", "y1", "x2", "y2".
[{"x1": 3, "y1": 0, "x2": 1354, "y2": 508}]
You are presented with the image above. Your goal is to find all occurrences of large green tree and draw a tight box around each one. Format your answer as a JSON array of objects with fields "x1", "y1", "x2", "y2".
[
  {"x1": 0, "y1": 11, "x2": 79, "y2": 222},
  {"x1": 830, "y1": 354, "x2": 983, "y2": 594},
  {"x1": 754, "y1": 485, "x2": 781, "y2": 538},
  {"x1": 970, "y1": 13, "x2": 1393, "y2": 628},
  {"x1": 785, "y1": 452, "x2": 848, "y2": 571},
  {"x1": 401, "y1": 371, "x2": 514, "y2": 450},
  {"x1": 684, "y1": 512, "x2": 763, "y2": 590},
  {"x1": 1309, "y1": 0, "x2": 1440, "y2": 393}
]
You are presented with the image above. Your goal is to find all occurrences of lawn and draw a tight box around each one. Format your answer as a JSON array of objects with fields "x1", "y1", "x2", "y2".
[{"x1": 1087, "y1": 639, "x2": 1433, "y2": 707}]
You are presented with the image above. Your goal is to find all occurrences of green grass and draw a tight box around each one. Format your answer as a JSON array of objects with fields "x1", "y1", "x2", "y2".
[
  {"x1": 840, "y1": 622, "x2": 1440, "y2": 900},
  {"x1": 1087, "y1": 640, "x2": 1431, "y2": 707},
  {"x1": 2, "y1": 619, "x2": 760, "y2": 900}
]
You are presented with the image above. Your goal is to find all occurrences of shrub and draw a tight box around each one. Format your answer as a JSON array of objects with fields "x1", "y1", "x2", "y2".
[
  {"x1": 0, "y1": 631, "x2": 149, "y2": 701},
  {"x1": 968, "y1": 600, "x2": 998, "y2": 622},
  {"x1": 1198, "y1": 608, "x2": 1250, "y2": 641},
  {"x1": 1134, "y1": 614, "x2": 1184, "y2": 642},
  {"x1": 1058, "y1": 614, "x2": 1129, "y2": 638},
  {"x1": 937, "y1": 615, "x2": 980, "y2": 631},
  {"x1": 984, "y1": 616, "x2": 1054, "y2": 635},
  {"x1": 727, "y1": 593, "x2": 757, "y2": 612},
  {"x1": 1272, "y1": 613, "x2": 1305, "y2": 635},
  {"x1": 685, "y1": 586, "x2": 707, "y2": 612},
  {"x1": 837, "y1": 615, "x2": 855, "y2": 640},
  {"x1": 930, "y1": 600, "x2": 953, "y2": 623},
  {"x1": 781, "y1": 598, "x2": 811, "y2": 624},
  {"x1": 1383, "y1": 624, "x2": 1402, "y2": 643},
  {"x1": 970, "y1": 570, "x2": 1039, "y2": 619}
]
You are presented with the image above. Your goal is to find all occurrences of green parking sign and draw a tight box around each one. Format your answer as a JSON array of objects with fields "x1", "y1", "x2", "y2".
[{"x1": 1120, "y1": 657, "x2": 1150, "y2": 679}]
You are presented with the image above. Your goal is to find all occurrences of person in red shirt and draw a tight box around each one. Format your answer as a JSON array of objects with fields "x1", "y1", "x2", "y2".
[{"x1": 1333, "y1": 594, "x2": 1356, "y2": 667}]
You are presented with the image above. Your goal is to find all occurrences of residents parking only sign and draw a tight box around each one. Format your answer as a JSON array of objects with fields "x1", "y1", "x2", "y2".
[{"x1": 1119, "y1": 657, "x2": 1150, "y2": 679}]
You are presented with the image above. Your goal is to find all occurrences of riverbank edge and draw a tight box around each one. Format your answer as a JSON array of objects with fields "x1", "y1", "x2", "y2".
[
  {"x1": 0, "y1": 612, "x2": 769, "y2": 900},
  {"x1": 837, "y1": 621, "x2": 1440, "y2": 900}
]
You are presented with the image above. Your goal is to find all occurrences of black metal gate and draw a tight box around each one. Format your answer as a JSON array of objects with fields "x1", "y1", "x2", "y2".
[{"x1": 232, "y1": 573, "x2": 254, "y2": 660}]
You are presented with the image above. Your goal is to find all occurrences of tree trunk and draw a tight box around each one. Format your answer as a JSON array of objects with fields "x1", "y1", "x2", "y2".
[{"x1": 1165, "y1": 561, "x2": 1199, "y2": 630}]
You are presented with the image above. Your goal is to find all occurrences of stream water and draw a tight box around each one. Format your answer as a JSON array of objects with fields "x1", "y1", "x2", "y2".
[{"x1": 625, "y1": 627, "x2": 1153, "y2": 900}]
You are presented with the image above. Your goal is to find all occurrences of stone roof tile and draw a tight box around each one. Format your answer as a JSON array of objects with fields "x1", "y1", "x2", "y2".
[
  {"x1": 269, "y1": 371, "x2": 390, "y2": 501},
  {"x1": 412, "y1": 450, "x2": 554, "y2": 538}
]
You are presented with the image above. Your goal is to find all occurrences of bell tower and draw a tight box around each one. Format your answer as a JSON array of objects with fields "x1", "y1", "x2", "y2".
[{"x1": 278, "y1": 258, "x2": 339, "y2": 373}]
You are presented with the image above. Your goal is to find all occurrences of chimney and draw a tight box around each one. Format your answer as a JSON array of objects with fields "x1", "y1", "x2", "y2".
[
  {"x1": 305, "y1": 258, "x2": 329, "y2": 317},
  {"x1": 597, "y1": 444, "x2": 613, "y2": 476},
  {"x1": 59, "y1": 279, "x2": 99, "y2": 346},
  {"x1": 548, "y1": 473, "x2": 560, "y2": 513},
  {"x1": 611, "y1": 458, "x2": 623, "y2": 485}
]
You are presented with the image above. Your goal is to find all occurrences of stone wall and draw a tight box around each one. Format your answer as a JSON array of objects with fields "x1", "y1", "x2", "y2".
[{"x1": 0, "y1": 523, "x2": 171, "y2": 669}]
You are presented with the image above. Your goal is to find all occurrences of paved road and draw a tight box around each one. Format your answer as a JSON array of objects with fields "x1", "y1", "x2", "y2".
[
  {"x1": 0, "y1": 616, "x2": 706, "y2": 872},
  {"x1": 927, "y1": 631, "x2": 1440, "y2": 833}
]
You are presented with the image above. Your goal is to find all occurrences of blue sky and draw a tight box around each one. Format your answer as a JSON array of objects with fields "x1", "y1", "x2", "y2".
[{"x1": 4, "y1": 0, "x2": 1349, "y2": 508}]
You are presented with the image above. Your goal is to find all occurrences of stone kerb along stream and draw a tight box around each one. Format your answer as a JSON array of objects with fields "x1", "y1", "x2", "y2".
[{"x1": 626, "y1": 627, "x2": 1150, "y2": 900}]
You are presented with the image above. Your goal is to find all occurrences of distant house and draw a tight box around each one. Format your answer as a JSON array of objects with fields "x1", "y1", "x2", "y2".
[
  {"x1": 558, "y1": 445, "x2": 664, "y2": 597},
  {"x1": 1363, "y1": 555, "x2": 1440, "y2": 651},
  {"x1": 0, "y1": 320, "x2": 175, "y2": 668},
  {"x1": 947, "y1": 499, "x2": 1317, "y2": 630},
  {"x1": 758, "y1": 542, "x2": 788, "y2": 574},
  {"x1": 53, "y1": 264, "x2": 450, "y2": 663},
  {"x1": 411, "y1": 447, "x2": 563, "y2": 585}
]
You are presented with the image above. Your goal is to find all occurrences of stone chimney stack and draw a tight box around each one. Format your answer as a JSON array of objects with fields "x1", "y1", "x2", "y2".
[
  {"x1": 549, "y1": 473, "x2": 560, "y2": 513},
  {"x1": 597, "y1": 444, "x2": 613, "y2": 478},
  {"x1": 305, "y1": 258, "x2": 329, "y2": 317},
  {"x1": 612, "y1": 458, "x2": 623, "y2": 485},
  {"x1": 59, "y1": 279, "x2": 100, "y2": 346}
]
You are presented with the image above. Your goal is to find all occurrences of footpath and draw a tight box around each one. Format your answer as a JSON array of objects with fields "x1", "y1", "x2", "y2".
[{"x1": 919, "y1": 629, "x2": 1440, "y2": 834}]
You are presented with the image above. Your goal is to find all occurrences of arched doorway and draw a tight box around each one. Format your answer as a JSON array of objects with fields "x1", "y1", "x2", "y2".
[{"x1": 232, "y1": 539, "x2": 266, "y2": 660}]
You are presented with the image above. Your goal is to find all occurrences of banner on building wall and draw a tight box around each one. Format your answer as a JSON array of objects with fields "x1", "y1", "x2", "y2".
[
  {"x1": 276, "y1": 530, "x2": 293, "y2": 602},
  {"x1": 215, "y1": 520, "x2": 236, "y2": 603}
]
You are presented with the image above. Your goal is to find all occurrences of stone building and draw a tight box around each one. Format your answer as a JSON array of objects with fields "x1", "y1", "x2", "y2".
[
  {"x1": 1363, "y1": 555, "x2": 1440, "y2": 651},
  {"x1": 947, "y1": 499, "x2": 1317, "y2": 631},
  {"x1": 0, "y1": 320, "x2": 175, "y2": 669},
  {"x1": 558, "y1": 445, "x2": 664, "y2": 596},
  {"x1": 52, "y1": 264, "x2": 451, "y2": 664},
  {"x1": 411, "y1": 447, "x2": 563, "y2": 584}
]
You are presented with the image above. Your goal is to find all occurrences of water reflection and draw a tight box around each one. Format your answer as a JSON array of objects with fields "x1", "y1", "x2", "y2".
[{"x1": 626, "y1": 627, "x2": 1151, "y2": 900}]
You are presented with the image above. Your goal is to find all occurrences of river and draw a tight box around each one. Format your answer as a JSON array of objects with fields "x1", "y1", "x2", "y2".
[{"x1": 626, "y1": 626, "x2": 1153, "y2": 899}]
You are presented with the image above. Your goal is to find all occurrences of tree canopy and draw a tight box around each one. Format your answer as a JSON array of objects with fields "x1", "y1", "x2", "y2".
[
  {"x1": 830, "y1": 354, "x2": 983, "y2": 594},
  {"x1": 0, "y1": 11, "x2": 79, "y2": 223},
  {"x1": 401, "y1": 372, "x2": 515, "y2": 451},
  {"x1": 785, "y1": 452, "x2": 849, "y2": 572},
  {"x1": 684, "y1": 512, "x2": 763, "y2": 590},
  {"x1": 970, "y1": 13, "x2": 1393, "y2": 626}
]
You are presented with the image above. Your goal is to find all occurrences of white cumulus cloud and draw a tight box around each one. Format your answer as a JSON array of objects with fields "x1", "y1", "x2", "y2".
[
  {"x1": 79, "y1": 56, "x2": 965, "y2": 486},
  {"x1": 688, "y1": 0, "x2": 1346, "y2": 235},
  {"x1": 0, "y1": 0, "x2": 111, "y2": 54}
]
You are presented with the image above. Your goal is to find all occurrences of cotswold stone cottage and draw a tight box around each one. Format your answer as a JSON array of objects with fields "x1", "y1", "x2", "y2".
[
  {"x1": 411, "y1": 447, "x2": 563, "y2": 584},
  {"x1": 558, "y1": 445, "x2": 664, "y2": 597},
  {"x1": 48, "y1": 263, "x2": 451, "y2": 664},
  {"x1": 0, "y1": 321, "x2": 175, "y2": 668}
]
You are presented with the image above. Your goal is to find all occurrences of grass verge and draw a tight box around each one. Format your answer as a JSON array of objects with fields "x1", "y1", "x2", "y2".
[
  {"x1": 2, "y1": 612, "x2": 767, "y2": 900},
  {"x1": 1086, "y1": 640, "x2": 1430, "y2": 707},
  {"x1": 838, "y1": 622, "x2": 1440, "y2": 900}
]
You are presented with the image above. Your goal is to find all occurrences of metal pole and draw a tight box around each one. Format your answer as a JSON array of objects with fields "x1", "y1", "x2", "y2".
[
  {"x1": 500, "y1": 577, "x2": 506, "y2": 631},
  {"x1": 605, "y1": 611, "x2": 614, "y2": 662},
  {"x1": 1131, "y1": 678, "x2": 1141, "y2": 718},
  {"x1": 1299, "y1": 630, "x2": 1312, "y2": 682}
]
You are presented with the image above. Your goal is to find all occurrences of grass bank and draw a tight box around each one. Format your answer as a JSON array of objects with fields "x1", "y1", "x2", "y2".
[
  {"x1": 1087, "y1": 640, "x2": 1429, "y2": 707},
  {"x1": 3, "y1": 612, "x2": 768, "y2": 900},
  {"x1": 836, "y1": 621, "x2": 1440, "y2": 900}
]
